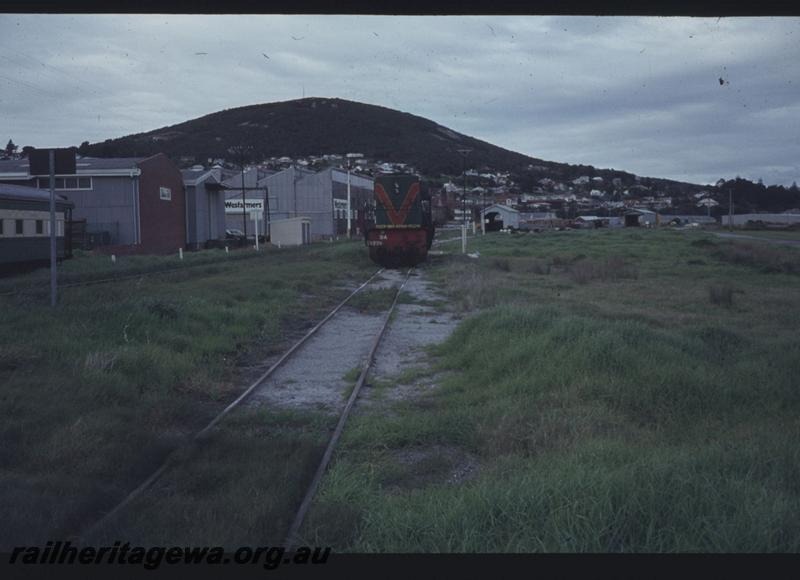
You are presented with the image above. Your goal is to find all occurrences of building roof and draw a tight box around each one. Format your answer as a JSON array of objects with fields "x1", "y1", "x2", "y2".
[
  {"x1": 0, "y1": 182, "x2": 73, "y2": 206},
  {"x1": 0, "y1": 156, "x2": 149, "y2": 178},
  {"x1": 482, "y1": 203, "x2": 520, "y2": 214}
]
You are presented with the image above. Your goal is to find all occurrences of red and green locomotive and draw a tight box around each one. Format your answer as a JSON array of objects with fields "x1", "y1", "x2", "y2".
[{"x1": 365, "y1": 174, "x2": 434, "y2": 268}]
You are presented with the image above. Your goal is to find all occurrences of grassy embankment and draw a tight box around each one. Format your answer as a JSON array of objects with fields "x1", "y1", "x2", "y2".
[
  {"x1": 300, "y1": 229, "x2": 800, "y2": 552},
  {"x1": 0, "y1": 240, "x2": 376, "y2": 548},
  {"x1": 717, "y1": 229, "x2": 800, "y2": 242},
  {"x1": 0, "y1": 245, "x2": 268, "y2": 295}
]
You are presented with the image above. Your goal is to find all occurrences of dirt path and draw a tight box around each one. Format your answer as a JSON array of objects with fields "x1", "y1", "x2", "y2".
[
  {"x1": 245, "y1": 269, "x2": 407, "y2": 414},
  {"x1": 244, "y1": 266, "x2": 460, "y2": 415},
  {"x1": 357, "y1": 266, "x2": 461, "y2": 411}
]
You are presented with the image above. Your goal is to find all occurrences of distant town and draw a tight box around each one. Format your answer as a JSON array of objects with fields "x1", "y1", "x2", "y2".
[{"x1": 1, "y1": 132, "x2": 799, "y2": 269}]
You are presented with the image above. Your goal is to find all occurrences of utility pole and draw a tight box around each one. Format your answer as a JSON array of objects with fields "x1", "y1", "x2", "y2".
[
  {"x1": 456, "y1": 149, "x2": 471, "y2": 228},
  {"x1": 482, "y1": 185, "x2": 486, "y2": 235},
  {"x1": 347, "y1": 161, "x2": 352, "y2": 238},
  {"x1": 293, "y1": 164, "x2": 298, "y2": 217},
  {"x1": 728, "y1": 188, "x2": 733, "y2": 232},
  {"x1": 48, "y1": 149, "x2": 56, "y2": 307},
  {"x1": 240, "y1": 162, "x2": 247, "y2": 239},
  {"x1": 345, "y1": 153, "x2": 363, "y2": 239},
  {"x1": 228, "y1": 145, "x2": 251, "y2": 239},
  {"x1": 265, "y1": 184, "x2": 271, "y2": 241}
]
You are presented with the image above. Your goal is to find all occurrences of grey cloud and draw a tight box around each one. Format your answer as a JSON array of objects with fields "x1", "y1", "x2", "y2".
[{"x1": 0, "y1": 15, "x2": 798, "y2": 185}]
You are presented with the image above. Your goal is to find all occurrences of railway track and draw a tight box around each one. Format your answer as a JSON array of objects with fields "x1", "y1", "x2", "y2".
[{"x1": 77, "y1": 266, "x2": 413, "y2": 546}]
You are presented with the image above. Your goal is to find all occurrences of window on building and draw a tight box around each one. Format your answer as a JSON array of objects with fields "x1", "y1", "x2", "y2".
[
  {"x1": 57, "y1": 220, "x2": 64, "y2": 236},
  {"x1": 16, "y1": 219, "x2": 24, "y2": 235},
  {"x1": 37, "y1": 176, "x2": 92, "y2": 190},
  {"x1": 0, "y1": 219, "x2": 4, "y2": 236},
  {"x1": 160, "y1": 187, "x2": 172, "y2": 200},
  {"x1": 35, "y1": 220, "x2": 43, "y2": 234}
]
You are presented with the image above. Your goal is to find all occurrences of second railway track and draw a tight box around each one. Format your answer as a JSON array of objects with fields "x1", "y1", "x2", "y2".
[{"x1": 77, "y1": 266, "x2": 414, "y2": 546}]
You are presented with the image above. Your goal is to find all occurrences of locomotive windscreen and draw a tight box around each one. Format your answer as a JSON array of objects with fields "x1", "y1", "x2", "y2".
[{"x1": 373, "y1": 174, "x2": 422, "y2": 228}]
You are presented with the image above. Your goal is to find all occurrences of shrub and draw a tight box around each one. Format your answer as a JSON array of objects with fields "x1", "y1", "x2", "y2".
[
  {"x1": 715, "y1": 242, "x2": 800, "y2": 274},
  {"x1": 568, "y1": 257, "x2": 639, "y2": 285},
  {"x1": 526, "y1": 259, "x2": 551, "y2": 275},
  {"x1": 708, "y1": 283, "x2": 734, "y2": 307},
  {"x1": 490, "y1": 257, "x2": 511, "y2": 272}
]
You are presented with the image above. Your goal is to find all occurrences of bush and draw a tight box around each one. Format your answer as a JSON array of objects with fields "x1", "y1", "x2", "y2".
[
  {"x1": 490, "y1": 257, "x2": 511, "y2": 272},
  {"x1": 716, "y1": 243, "x2": 800, "y2": 274},
  {"x1": 568, "y1": 257, "x2": 639, "y2": 285},
  {"x1": 708, "y1": 283, "x2": 734, "y2": 307}
]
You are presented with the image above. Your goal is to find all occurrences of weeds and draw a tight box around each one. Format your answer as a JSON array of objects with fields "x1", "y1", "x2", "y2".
[
  {"x1": 708, "y1": 283, "x2": 735, "y2": 307},
  {"x1": 303, "y1": 230, "x2": 800, "y2": 552},
  {"x1": 715, "y1": 242, "x2": 800, "y2": 274},
  {"x1": 568, "y1": 256, "x2": 639, "y2": 285}
]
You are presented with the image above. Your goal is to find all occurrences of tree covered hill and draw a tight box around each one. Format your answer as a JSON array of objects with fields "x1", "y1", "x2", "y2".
[
  {"x1": 75, "y1": 97, "x2": 800, "y2": 211},
  {"x1": 80, "y1": 97, "x2": 552, "y2": 175}
]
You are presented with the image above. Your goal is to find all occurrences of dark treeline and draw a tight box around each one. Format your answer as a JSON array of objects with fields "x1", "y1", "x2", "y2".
[{"x1": 716, "y1": 177, "x2": 800, "y2": 213}]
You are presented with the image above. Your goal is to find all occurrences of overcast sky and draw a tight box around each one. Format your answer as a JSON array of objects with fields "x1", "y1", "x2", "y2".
[{"x1": 1, "y1": 14, "x2": 798, "y2": 186}]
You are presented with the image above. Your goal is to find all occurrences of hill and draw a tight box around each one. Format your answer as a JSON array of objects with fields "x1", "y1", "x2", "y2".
[
  {"x1": 80, "y1": 97, "x2": 552, "y2": 176},
  {"x1": 78, "y1": 98, "x2": 652, "y2": 180}
]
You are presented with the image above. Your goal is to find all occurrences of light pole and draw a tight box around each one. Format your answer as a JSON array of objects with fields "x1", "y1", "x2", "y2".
[
  {"x1": 345, "y1": 153, "x2": 363, "y2": 239},
  {"x1": 456, "y1": 149, "x2": 471, "y2": 227},
  {"x1": 229, "y1": 145, "x2": 252, "y2": 239}
]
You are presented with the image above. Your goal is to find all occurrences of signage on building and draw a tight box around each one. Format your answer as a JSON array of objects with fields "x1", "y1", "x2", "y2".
[{"x1": 225, "y1": 199, "x2": 264, "y2": 213}]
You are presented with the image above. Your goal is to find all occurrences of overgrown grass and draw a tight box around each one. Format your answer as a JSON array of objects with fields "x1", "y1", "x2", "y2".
[
  {"x1": 89, "y1": 408, "x2": 331, "y2": 546},
  {"x1": 347, "y1": 287, "x2": 398, "y2": 313},
  {"x1": 0, "y1": 246, "x2": 270, "y2": 295},
  {"x1": 0, "y1": 239, "x2": 375, "y2": 548},
  {"x1": 301, "y1": 229, "x2": 800, "y2": 552},
  {"x1": 715, "y1": 241, "x2": 800, "y2": 274}
]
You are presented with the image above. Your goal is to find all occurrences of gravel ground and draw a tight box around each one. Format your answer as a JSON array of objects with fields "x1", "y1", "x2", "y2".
[
  {"x1": 357, "y1": 267, "x2": 460, "y2": 411},
  {"x1": 246, "y1": 269, "x2": 409, "y2": 414}
]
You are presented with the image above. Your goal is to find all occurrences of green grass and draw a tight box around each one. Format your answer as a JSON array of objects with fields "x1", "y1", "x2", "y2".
[
  {"x1": 89, "y1": 408, "x2": 331, "y2": 546},
  {"x1": 0, "y1": 239, "x2": 375, "y2": 548},
  {"x1": 347, "y1": 287, "x2": 398, "y2": 313},
  {"x1": 0, "y1": 245, "x2": 272, "y2": 295},
  {"x1": 722, "y1": 229, "x2": 800, "y2": 241},
  {"x1": 300, "y1": 228, "x2": 800, "y2": 552}
]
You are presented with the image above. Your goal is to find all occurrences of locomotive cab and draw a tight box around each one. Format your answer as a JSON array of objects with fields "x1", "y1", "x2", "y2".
[{"x1": 366, "y1": 173, "x2": 435, "y2": 268}]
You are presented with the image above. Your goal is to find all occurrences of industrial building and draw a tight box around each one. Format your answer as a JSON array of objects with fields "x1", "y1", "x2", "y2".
[
  {"x1": 223, "y1": 165, "x2": 374, "y2": 241},
  {"x1": 181, "y1": 165, "x2": 227, "y2": 249},
  {"x1": 721, "y1": 213, "x2": 800, "y2": 227},
  {"x1": 481, "y1": 203, "x2": 520, "y2": 231},
  {"x1": 0, "y1": 154, "x2": 186, "y2": 254}
]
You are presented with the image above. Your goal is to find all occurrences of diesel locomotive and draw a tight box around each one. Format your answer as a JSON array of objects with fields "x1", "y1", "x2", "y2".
[{"x1": 365, "y1": 174, "x2": 434, "y2": 268}]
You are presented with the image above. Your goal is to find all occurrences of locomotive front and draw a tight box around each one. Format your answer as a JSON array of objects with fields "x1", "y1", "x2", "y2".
[{"x1": 365, "y1": 174, "x2": 434, "y2": 268}]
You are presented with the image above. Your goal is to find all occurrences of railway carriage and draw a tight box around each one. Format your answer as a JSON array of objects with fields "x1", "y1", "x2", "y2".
[
  {"x1": 0, "y1": 183, "x2": 73, "y2": 274},
  {"x1": 365, "y1": 174, "x2": 434, "y2": 268}
]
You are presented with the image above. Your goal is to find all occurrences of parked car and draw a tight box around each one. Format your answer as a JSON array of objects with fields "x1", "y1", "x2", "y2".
[{"x1": 225, "y1": 228, "x2": 245, "y2": 240}]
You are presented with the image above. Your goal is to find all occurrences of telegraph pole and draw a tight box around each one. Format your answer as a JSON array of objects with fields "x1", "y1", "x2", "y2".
[
  {"x1": 728, "y1": 188, "x2": 733, "y2": 232},
  {"x1": 228, "y1": 145, "x2": 251, "y2": 239},
  {"x1": 457, "y1": 149, "x2": 471, "y2": 227},
  {"x1": 48, "y1": 149, "x2": 56, "y2": 307},
  {"x1": 345, "y1": 153, "x2": 363, "y2": 239}
]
